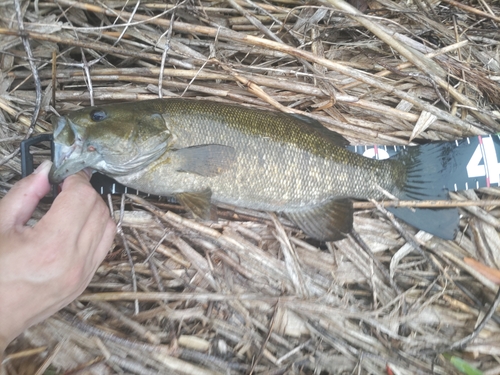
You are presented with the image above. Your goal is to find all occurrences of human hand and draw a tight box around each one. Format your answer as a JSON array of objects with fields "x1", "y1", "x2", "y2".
[{"x1": 0, "y1": 160, "x2": 116, "y2": 353}]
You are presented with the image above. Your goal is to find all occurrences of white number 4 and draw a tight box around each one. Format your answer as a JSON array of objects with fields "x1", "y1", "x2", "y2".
[{"x1": 466, "y1": 136, "x2": 500, "y2": 187}]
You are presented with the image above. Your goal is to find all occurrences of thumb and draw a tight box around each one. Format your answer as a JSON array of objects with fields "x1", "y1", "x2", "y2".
[{"x1": 0, "y1": 160, "x2": 52, "y2": 230}]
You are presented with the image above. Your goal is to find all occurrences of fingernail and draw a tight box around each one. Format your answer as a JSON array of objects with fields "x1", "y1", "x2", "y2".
[{"x1": 33, "y1": 160, "x2": 53, "y2": 175}]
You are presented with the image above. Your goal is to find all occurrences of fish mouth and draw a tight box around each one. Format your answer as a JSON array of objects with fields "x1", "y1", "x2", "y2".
[{"x1": 49, "y1": 116, "x2": 101, "y2": 184}]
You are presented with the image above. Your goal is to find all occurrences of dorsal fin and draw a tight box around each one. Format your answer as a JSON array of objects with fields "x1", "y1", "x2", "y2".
[{"x1": 290, "y1": 114, "x2": 349, "y2": 148}]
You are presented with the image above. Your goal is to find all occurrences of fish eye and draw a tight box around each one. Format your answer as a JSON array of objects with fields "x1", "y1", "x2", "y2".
[{"x1": 90, "y1": 109, "x2": 107, "y2": 122}]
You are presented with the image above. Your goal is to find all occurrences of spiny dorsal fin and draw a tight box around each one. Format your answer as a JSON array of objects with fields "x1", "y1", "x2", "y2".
[{"x1": 290, "y1": 114, "x2": 349, "y2": 147}]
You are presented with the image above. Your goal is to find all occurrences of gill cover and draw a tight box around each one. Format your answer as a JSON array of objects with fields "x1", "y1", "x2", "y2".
[{"x1": 49, "y1": 105, "x2": 170, "y2": 184}]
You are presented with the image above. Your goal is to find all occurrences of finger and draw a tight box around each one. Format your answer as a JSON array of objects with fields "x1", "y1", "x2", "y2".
[
  {"x1": 73, "y1": 221, "x2": 115, "y2": 302},
  {"x1": 76, "y1": 217, "x2": 115, "y2": 294},
  {"x1": 0, "y1": 160, "x2": 52, "y2": 230},
  {"x1": 38, "y1": 171, "x2": 99, "y2": 237},
  {"x1": 76, "y1": 195, "x2": 112, "y2": 255}
]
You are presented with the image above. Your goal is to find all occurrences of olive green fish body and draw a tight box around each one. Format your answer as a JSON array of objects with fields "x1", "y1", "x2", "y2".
[
  {"x1": 114, "y1": 100, "x2": 405, "y2": 211},
  {"x1": 49, "y1": 99, "x2": 459, "y2": 241}
]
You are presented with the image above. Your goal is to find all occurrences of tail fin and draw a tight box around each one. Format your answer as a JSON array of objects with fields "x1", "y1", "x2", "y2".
[{"x1": 390, "y1": 142, "x2": 459, "y2": 240}]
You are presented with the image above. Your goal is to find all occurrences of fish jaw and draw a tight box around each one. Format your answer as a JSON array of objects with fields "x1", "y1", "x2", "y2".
[
  {"x1": 49, "y1": 115, "x2": 104, "y2": 184},
  {"x1": 49, "y1": 151, "x2": 102, "y2": 184}
]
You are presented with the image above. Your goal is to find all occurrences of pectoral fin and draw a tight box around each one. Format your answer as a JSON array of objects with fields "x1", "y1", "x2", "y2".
[
  {"x1": 175, "y1": 144, "x2": 236, "y2": 177},
  {"x1": 286, "y1": 198, "x2": 353, "y2": 241},
  {"x1": 176, "y1": 189, "x2": 213, "y2": 220}
]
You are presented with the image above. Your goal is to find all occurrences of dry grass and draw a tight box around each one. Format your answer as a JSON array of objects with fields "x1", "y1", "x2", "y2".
[{"x1": 1, "y1": 0, "x2": 500, "y2": 374}]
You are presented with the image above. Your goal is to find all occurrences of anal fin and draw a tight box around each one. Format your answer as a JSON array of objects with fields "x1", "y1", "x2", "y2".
[
  {"x1": 176, "y1": 189, "x2": 213, "y2": 220},
  {"x1": 286, "y1": 198, "x2": 353, "y2": 241}
]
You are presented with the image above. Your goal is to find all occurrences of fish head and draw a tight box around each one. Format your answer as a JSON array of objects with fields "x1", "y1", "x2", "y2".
[{"x1": 49, "y1": 103, "x2": 170, "y2": 184}]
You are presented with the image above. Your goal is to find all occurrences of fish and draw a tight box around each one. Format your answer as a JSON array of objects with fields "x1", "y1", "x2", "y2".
[{"x1": 49, "y1": 98, "x2": 459, "y2": 241}]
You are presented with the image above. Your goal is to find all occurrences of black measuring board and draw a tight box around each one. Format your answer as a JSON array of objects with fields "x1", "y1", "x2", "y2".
[
  {"x1": 349, "y1": 134, "x2": 500, "y2": 193},
  {"x1": 446, "y1": 135, "x2": 500, "y2": 192},
  {"x1": 347, "y1": 144, "x2": 406, "y2": 160}
]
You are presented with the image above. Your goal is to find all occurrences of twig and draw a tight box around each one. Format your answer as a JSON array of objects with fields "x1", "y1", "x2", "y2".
[
  {"x1": 349, "y1": 230, "x2": 402, "y2": 295},
  {"x1": 247, "y1": 302, "x2": 279, "y2": 375},
  {"x1": 34, "y1": 340, "x2": 64, "y2": 375},
  {"x1": 353, "y1": 199, "x2": 500, "y2": 209},
  {"x1": 178, "y1": 349, "x2": 251, "y2": 372},
  {"x1": 381, "y1": 63, "x2": 450, "y2": 110},
  {"x1": 14, "y1": 0, "x2": 42, "y2": 137},
  {"x1": 269, "y1": 213, "x2": 309, "y2": 298},
  {"x1": 58, "y1": 312, "x2": 170, "y2": 354},
  {"x1": 158, "y1": 7, "x2": 176, "y2": 98},
  {"x1": 370, "y1": 199, "x2": 439, "y2": 274},
  {"x1": 440, "y1": 0, "x2": 500, "y2": 23},
  {"x1": 78, "y1": 292, "x2": 288, "y2": 302},
  {"x1": 132, "y1": 228, "x2": 165, "y2": 292},
  {"x1": 454, "y1": 281, "x2": 500, "y2": 325},
  {"x1": 449, "y1": 287, "x2": 500, "y2": 350},
  {"x1": 51, "y1": 51, "x2": 57, "y2": 108},
  {"x1": 90, "y1": 300, "x2": 161, "y2": 344},
  {"x1": 0, "y1": 28, "x2": 167, "y2": 63},
  {"x1": 228, "y1": 0, "x2": 283, "y2": 43},
  {"x1": 118, "y1": 194, "x2": 140, "y2": 314},
  {"x1": 80, "y1": 50, "x2": 95, "y2": 106}
]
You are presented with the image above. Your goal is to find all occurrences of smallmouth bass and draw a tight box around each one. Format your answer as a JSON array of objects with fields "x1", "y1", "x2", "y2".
[{"x1": 49, "y1": 99, "x2": 459, "y2": 241}]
